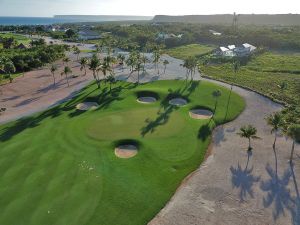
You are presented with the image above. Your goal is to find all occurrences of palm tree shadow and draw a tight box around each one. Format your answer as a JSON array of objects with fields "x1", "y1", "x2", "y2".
[
  {"x1": 289, "y1": 163, "x2": 300, "y2": 225},
  {"x1": 230, "y1": 151, "x2": 261, "y2": 202},
  {"x1": 260, "y1": 164, "x2": 293, "y2": 220},
  {"x1": 140, "y1": 81, "x2": 199, "y2": 137}
]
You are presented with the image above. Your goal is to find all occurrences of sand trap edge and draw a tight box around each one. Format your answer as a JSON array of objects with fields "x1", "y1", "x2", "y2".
[
  {"x1": 76, "y1": 102, "x2": 99, "y2": 111},
  {"x1": 189, "y1": 109, "x2": 214, "y2": 119},
  {"x1": 169, "y1": 98, "x2": 188, "y2": 106},
  {"x1": 137, "y1": 97, "x2": 157, "y2": 104},
  {"x1": 115, "y1": 145, "x2": 138, "y2": 159}
]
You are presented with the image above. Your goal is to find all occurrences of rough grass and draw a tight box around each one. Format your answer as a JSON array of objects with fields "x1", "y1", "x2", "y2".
[
  {"x1": 0, "y1": 80, "x2": 244, "y2": 225},
  {"x1": 166, "y1": 44, "x2": 216, "y2": 59},
  {"x1": 202, "y1": 52, "x2": 300, "y2": 105},
  {"x1": 0, "y1": 33, "x2": 31, "y2": 48}
]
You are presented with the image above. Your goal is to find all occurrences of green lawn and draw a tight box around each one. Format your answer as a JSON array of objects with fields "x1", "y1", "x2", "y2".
[
  {"x1": 202, "y1": 52, "x2": 300, "y2": 105},
  {"x1": 0, "y1": 73, "x2": 23, "y2": 85},
  {"x1": 0, "y1": 33, "x2": 31, "y2": 48},
  {"x1": 0, "y1": 80, "x2": 244, "y2": 225},
  {"x1": 166, "y1": 44, "x2": 216, "y2": 59}
]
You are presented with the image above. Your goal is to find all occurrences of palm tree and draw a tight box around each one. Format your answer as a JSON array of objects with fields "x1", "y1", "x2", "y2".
[
  {"x1": 63, "y1": 57, "x2": 70, "y2": 66},
  {"x1": 50, "y1": 64, "x2": 58, "y2": 86},
  {"x1": 266, "y1": 112, "x2": 283, "y2": 149},
  {"x1": 73, "y1": 47, "x2": 81, "y2": 61},
  {"x1": 89, "y1": 54, "x2": 101, "y2": 88},
  {"x1": 286, "y1": 124, "x2": 300, "y2": 163},
  {"x1": 163, "y1": 59, "x2": 169, "y2": 74},
  {"x1": 237, "y1": 125, "x2": 260, "y2": 151},
  {"x1": 61, "y1": 66, "x2": 72, "y2": 87},
  {"x1": 3, "y1": 61, "x2": 16, "y2": 83},
  {"x1": 106, "y1": 75, "x2": 116, "y2": 92},
  {"x1": 117, "y1": 54, "x2": 126, "y2": 71},
  {"x1": 152, "y1": 50, "x2": 161, "y2": 75},
  {"x1": 212, "y1": 90, "x2": 222, "y2": 113},
  {"x1": 80, "y1": 57, "x2": 88, "y2": 76}
]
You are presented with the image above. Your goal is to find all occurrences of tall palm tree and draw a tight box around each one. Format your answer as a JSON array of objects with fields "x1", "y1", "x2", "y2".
[
  {"x1": 212, "y1": 90, "x2": 222, "y2": 113},
  {"x1": 117, "y1": 54, "x2": 126, "y2": 71},
  {"x1": 73, "y1": 46, "x2": 81, "y2": 61},
  {"x1": 266, "y1": 112, "x2": 283, "y2": 149},
  {"x1": 89, "y1": 54, "x2": 101, "y2": 88},
  {"x1": 237, "y1": 125, "x2": 260, "y2": 151},
  {"x1": 286, "y1": 124, "x2": 300, "y2": 163},
  {"x1": 80, "y1": 57, "x2": 88, "y2": 76},
  {"x1": 163, "y1": 59, "x2": 169, "y2": 74},
  {"x1": 152, "y1": 50, "x2": 161, "y2": 75},
  {"x1": 106, "y1": 75, "x2": 116, "y2": 92},
  {"x1": 50, "y1": 64, "x2": 58, "y2": 86},
  {"x1": 63, "y1": 57, "x2": 70, "y2": 66},
  {"x1": 61, "y1": 66, "x2": 72, "y2": 87}
]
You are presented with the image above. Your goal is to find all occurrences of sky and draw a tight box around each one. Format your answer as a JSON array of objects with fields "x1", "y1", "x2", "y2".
[{"x1": 0, "y1": 0, "x2": 299, "y2": 17}]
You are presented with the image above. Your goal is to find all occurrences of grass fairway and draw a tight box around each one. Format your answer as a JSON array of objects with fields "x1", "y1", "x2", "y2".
[
  {"x1": 0, "y1": 80, "x2": 244, "y2": 225},
  {"x1": 166, "y1": 44, "x2": 216, "y2": 59},
  {"x1": 0, "y1": 33, "x2": 31, "y2": 48},
  {"x1": 202, "y1": 52, "x2": 300, "y2": 105}
]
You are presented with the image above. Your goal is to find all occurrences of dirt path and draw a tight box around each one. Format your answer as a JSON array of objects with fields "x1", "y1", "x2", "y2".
[
  {"x1": 0, "y1": 50, "x2": 299, "y2": 224},
  {"x1": 148, "y1": 78, "x2": 300, "y2": 225},
  {"x1": 0, "y1": 61, "x2": 94, "y2": 124}
]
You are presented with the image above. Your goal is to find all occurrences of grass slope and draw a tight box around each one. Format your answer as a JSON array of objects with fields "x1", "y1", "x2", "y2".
[
  {"x1": 166, "y1": 44, "x2": 215, "y2": 59},
  {"x1": 0, "y1": 80, "x2": 244, "y2": 225},
  {"x1": 202, "y1": 52, "x2": 300, "y2": 105},
  {"x1": 0, "y1": 33, "x2": 31, "y2": 48}
]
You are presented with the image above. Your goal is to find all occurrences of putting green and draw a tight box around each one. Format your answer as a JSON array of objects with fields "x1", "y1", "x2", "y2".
[
  {"x1": 87, "y1": 108, "x2": 186, "y2": 140},
  {"x1": 0, "y1": 80, "x2": 245, "y2": 225}
]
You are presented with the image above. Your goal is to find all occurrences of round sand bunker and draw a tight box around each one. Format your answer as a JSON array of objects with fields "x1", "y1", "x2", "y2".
[
  {"x1": 169, "y1": 98, "x2": 187, "y2": 106},
  {"x1": 115, "y1": 145, "x2": 138, "y2": 159},
  {"x1": 76, "y1": 102, "x2": 99, "y2": 111},
  {"x1": 137, "y1": 97, "x2": 157, "y2": 104},
  {"x1": 189, "y1": 109, "x2": 213, "y2": 119}
]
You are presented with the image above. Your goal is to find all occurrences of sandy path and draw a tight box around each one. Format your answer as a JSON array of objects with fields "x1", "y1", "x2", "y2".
[
  {"x1": 0, "y1": 61, "x2": 94, "y2": 124},
  {"x1": 148, "y1": 70, "x2": 300, "y2": 225},
  {"x1": 0, "y1": 47, "x2": 299, "y2": 224}
]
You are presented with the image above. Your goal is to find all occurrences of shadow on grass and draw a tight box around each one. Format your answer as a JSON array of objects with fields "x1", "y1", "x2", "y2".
[
  {"x1": 0, "y1": 81, "x2": 134, "y2": 141},
  {"x1": 140, "y1": 81, "x2": 199, "y2": 137},
  {"x1": 230, "y1": 151, "x2": 261, "y2": 202}
]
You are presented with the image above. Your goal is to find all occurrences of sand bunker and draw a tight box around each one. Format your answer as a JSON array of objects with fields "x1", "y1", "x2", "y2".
[
  {"x1": 137, "y1": 97, "x2": 157, "y2": 104},
  {"x1": 115, "y1": 145, "x2": 138, "y2": 159},
  {"x1": 169, "y1": 98, "x2": 187, "y2": 106},
  {"x1": 76, "y1": 102, "x2": 99, "y2": 111},
  {"x1": 189, "y1": 109, "x2": 213, "y2": 119}
]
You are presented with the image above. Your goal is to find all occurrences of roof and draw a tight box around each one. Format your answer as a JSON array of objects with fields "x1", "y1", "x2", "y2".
[
  {"x1": 220, "y1": 47, "x2": 229, "y2": 52},
  {"x1": 243, "y1": 43, "x2": 257, "y2": 51},
  {"x1": 228, "y1": 45, "x2": 236, "y2": 50}
]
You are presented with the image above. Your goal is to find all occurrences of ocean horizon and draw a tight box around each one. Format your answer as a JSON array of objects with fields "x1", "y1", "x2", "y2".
[{"x1": 0, "y1": 16, "x2": 153, "y2": 25}]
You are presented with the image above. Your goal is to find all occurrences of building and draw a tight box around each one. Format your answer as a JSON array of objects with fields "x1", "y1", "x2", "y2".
[
  {"x1": 214, "y1": 43, "x2": 256, "y2": 57},
  {"x1": 209, "y1": 30, "x2": 222, "y2": 36},
  {"x1": 78, "y1": 29, "x2": 101, "y2": 40}
]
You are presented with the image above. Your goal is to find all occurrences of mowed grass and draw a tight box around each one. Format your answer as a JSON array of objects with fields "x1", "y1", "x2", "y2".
[
  {"x1": 202, "y1": 52, "x2": 300, "y2": 105},
  {"x1": 0, "y1": 80, "x2": 244, "y2": 225},
  {"x1": 166, "y1": 44, "x2": 216, "y2": 59},
  {"x1": 0, "y1": 33, "x2": 31, "y2": 48}
]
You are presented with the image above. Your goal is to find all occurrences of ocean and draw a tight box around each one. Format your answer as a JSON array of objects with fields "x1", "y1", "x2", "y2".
[
  {"x1": 0, "y1": 17, "x2": 89, "y2": 25},
  {"x1": 0, "y1": 16, "x2": 153, "y2": 25}
]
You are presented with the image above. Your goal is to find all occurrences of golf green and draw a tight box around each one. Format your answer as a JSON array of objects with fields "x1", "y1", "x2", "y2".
[{"x1": 0, "y1": 80, "x2": 245, "y2": 225}]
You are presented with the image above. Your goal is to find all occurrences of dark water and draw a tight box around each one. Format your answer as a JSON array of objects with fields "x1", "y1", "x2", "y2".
[
  {"x1": 0, "y1": 16, "x2": 153, "y2": 25},
  {"x1": 0, "y1": 17, "x2": 81, "y2": 25}
]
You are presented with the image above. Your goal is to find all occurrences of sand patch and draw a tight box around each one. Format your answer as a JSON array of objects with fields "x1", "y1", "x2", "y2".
[
  {"x1": 137, "y1": 97, "x2": 157, "y2": 104},
  {"x1": 76, "y1": 102, "x2": 99, "y2": 111},
  {"x1": 169, "y1": 98, "x2": 187, "y2": 106},
  {"x1": 189, "y1": 109, "x2": 213, "y2": 119},
  {"x1": 115, "y1": 145, "x2": 138, "y2": 159}
]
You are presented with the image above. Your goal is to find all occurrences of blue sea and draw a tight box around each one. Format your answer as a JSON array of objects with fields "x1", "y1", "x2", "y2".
[
  {"x1": 0, "y1": 17, "x2": 81, "y2": 25},
  {"x1": 0, "y1": 16, "x2": 153, "y2": 25}
]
